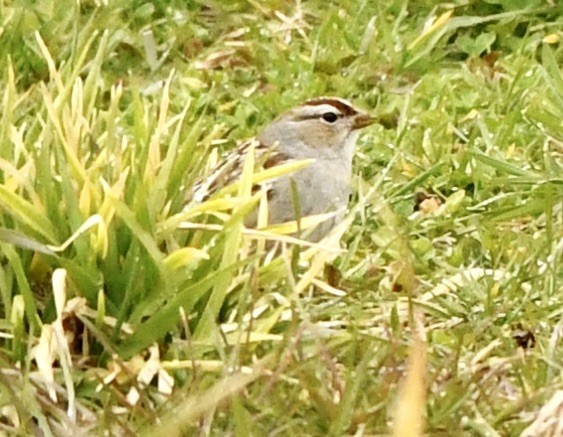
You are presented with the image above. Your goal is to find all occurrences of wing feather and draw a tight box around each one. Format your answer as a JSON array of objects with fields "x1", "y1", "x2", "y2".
[{"x1": 191, "y1": 139, "x2": 288, "y2": 203}]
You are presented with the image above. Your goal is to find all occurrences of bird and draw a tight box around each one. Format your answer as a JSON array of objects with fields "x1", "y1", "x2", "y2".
[{"x1": 191, "y1": 97, "x2": 375, "y2": 242}]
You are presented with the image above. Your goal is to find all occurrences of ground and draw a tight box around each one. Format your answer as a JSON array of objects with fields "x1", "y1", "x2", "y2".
[{"x1": 0, "y1": 1, "x2": 562, "y2": 435}]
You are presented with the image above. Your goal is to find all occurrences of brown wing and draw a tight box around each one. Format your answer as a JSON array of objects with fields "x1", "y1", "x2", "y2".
[{"x1": 191, "y1": 138, "x2": 287, "y2": 203}]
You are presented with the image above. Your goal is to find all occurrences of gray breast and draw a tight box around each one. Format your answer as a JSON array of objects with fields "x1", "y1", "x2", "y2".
[{"x1": 264, "y1": 158, "x2": 351, "y2": 241}]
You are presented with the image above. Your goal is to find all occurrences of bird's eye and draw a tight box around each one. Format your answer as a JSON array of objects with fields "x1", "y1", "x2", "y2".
[{"x1": 321, "y1": 112, "x2": 338, "y2": 123}]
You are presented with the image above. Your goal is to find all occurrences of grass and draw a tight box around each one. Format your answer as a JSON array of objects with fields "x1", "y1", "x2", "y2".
[{"x1": 0, "y1": 0, "x2": 562, "y2": 435}]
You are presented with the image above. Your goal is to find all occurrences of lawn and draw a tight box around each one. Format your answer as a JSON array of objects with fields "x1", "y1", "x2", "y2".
[{"x1": 0, "y1": 0, "x2": 562, "y2": 435}]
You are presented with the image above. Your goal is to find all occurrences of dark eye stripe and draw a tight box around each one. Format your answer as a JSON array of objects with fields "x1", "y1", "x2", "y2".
[{"x1": 294, "y1": 111, "x2": 342, "y2": 121}]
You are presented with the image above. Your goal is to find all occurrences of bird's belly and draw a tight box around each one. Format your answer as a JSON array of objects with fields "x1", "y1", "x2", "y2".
[{"x1": 265, "y1": 162, "x2": 351, "y2": 240}]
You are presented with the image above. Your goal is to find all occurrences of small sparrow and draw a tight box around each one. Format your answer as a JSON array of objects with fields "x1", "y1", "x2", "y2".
[{"x1": 192, "y1": 97, "x2": 374, "y2": 242}]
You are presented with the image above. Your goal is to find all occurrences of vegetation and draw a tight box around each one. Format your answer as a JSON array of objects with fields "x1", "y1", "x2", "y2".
[{"x1": 0, "y1": 0, "x2": 561, "y2": 435}]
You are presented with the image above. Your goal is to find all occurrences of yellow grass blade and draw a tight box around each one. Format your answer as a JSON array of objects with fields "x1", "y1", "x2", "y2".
[{"x1": 393, "y1": 313, "x2": 427, "y2": 437}]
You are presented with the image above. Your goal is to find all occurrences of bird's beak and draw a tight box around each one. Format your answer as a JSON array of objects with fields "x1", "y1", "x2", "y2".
[{"x1": 352, "y1": 112, "x2": 376, "y2": 130}]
